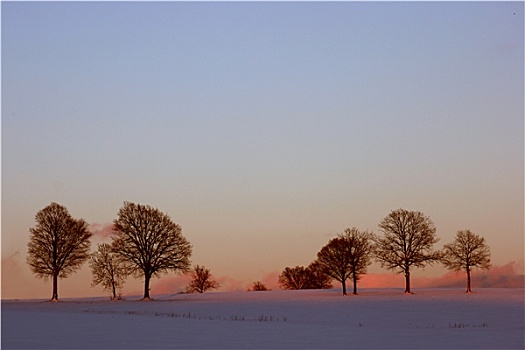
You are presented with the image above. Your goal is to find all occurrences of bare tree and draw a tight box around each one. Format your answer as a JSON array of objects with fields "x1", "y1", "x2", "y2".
[
  {"x1": 249, "y1": 281, "x2": 268, "y2": 291},
  {"x1": 374, "y1": 209, "x2": 441, "y2": 294},
  {"x1": 316, "y1": 237, "x2": 351, "y2": 295},
  {"x1": 278, "y1": 263, "x2": 333, "y2": 290},
  {"x1": 27, "y1": 202, "x2": 92, "y2": 301},
  {"x1": 278, "y1": 266, "x2": 311, "y2": 290},
  {"x1": 90, "y1": 243, "x2": 129, "y2": 300},
  {"x1": 111, "y1": 202, "x2": 192, "y2": 300},
  {"x1": 340, "y1": 228, "x2": 374, "y2": 295},
  {"x1": 316, "y1": 228, "x2": 373, "y2": 295},
  {"x1": 306, "y1": 261, "x2": 333, "y2": 289},
  {"x1": 442, "y1": 230, "x2": 491, "y2": 293},
  {"x1": 186, "y1": 265, "x2": 220, "y2": 293}
]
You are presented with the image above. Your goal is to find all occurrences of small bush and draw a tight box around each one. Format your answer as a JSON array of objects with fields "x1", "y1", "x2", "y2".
[{"x1": 248, "y1": 281, "x2": 269, "y2": 291}]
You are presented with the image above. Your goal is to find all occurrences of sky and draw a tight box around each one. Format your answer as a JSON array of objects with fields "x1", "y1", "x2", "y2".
[{"x1": 1, "y1": 1, "x2": 523, "y2": 299}]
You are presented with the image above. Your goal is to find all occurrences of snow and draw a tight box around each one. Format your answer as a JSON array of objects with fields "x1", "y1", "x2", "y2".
[{"x1": 2, "y1": 288, "x2": 524, "y2": 349}]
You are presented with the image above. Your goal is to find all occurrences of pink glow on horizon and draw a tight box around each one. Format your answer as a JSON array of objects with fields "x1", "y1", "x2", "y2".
[
  {"x1": 359, "y1": 273, "x2": 405, "y2": 288},
  {"x1": 147, "y1": 274, "x2": 192, "y2": 296},
  {"x1": 2, "y1": 249, "x2": 523, "y2": 299},
  {"x1": 256, "y1": 271, "x2": 281, "y2": 291},
  {"x1": 360, "y1": 261, "x2": 524, "y2": 289},
  {"x1": 141, "y1": 262, "x2": 524, "y2": 296}
]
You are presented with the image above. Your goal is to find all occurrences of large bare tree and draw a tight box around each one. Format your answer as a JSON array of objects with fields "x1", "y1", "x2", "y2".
[
  {"x1": 89, "y1": 243, "x2": 129, "y2": 300},
  {"x1": 316, "y1": 237, "x2": 352, "y2": 295},
  {"x1": 111, "y1": 202, "x2": 192, "y2": 299},
  {"x1": 441, "y1": 230, "x2": 491, "y2": 293},
  {"x1": 340, "y1": 228, "x2": 374, "y2": 295},
  {"x1": 374, "y1": 209, "x2": 440, "y2": 293},
  {"x1": 27, "y1": 202, "x2": 92, "y2": 301},
  {"x1": 186, "y1": 265, "x2": 220, "y2": 293},
  {"x1": 316, "y1": 228, "x2": 373, "y2": 295}
]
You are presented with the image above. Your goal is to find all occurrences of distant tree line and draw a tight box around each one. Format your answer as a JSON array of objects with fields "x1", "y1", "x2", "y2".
[
  {"x1": 27, "y1": 203, "x2": 491, "y2": 301},
  {"x1": 278, "y1": 208, "x2": 491, "y2": 295}
]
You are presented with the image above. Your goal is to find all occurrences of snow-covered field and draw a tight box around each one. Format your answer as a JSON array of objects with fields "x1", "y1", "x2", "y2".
[{"x1": 2, "y1": 288, "x2": 523, "y2": 349}]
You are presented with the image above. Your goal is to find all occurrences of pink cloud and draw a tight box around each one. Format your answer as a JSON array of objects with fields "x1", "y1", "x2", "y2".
[
  {"x1": 216, "y1": 275, "x2": 245, "y2": 292},
  {"x1": 253, "y1": 270, "x2": 280, "y2": 291},
  {"x1": 104, "y1": 261, "x2": 525, "y2": 298},
  {"x1": 413, "y1": 271, "x2": 463, "y2": 288},
  {"x1": 1, "y1": 251, "x2": 23, "y2": 278},
  {"x1": 150, "y1": 271, "x2": 281, "y2": 294},
  {"x1": 147, "y1": 273, "x2": 247, "y2": 295},
  {"x1": 150, "y1": 274, "x2": 193, "y2": 295},
  {"x1": 360, "y1": 273, "x2": 405, "y2": 288},
  {"x1": 89, "y1": 223, "x2": 114, "y2": 240},
  {"x1": 1, "y1": 250, "x2": 51, "y2": 299},
  {"x1": 454, "y1": 261, "x2": 524, "y2": 288}
]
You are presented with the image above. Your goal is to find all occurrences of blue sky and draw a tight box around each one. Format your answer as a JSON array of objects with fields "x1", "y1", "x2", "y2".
[{"x1": 2, "y1": 1, "x2": 523, "y2": 298}]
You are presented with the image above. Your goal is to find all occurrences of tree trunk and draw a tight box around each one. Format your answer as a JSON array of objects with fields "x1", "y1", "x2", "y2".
[
  {"x1": 143, "y1": 274, "x2": 151, "y2": 299},
  {"x1": 51, "y1": 269, "x2": 59, "y2": 301},
  {"x1": 111, "y1": 279, "x2": 117, "y2": 300},
  {"x1": 466, "y1": 266, "x2": 472, "y2": 293},
  {"x1": 342, "y1": 280, "x2": 347, "y2": 296},
  {"x1": 404, "y1": 269, "x2": 411, "y2": 294},
  {"x1": 352, "y1": 274, "x2": 358, "y2": 295}
]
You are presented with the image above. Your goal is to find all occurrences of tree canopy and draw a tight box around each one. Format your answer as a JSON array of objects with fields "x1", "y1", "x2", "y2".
[
  {"x1": 305, "y1": 261, "x2": 334, "y2": 290},
  {"x1": 111, "y1": 202, "x2": 192, "y2": 299},
  {"x1": 442, "y1": 230, "x2": 491, "y2": 293},
  {"x1": 374, "y1": 208, "x2": 440, "y2": 293},
  {"x1": 278, "y1": 264, "x2": 333, "y2": 290},
  {"x1": 90, "y1": 243, "x2": 129, "y2": 300},
  {"x1": 249, "y1": 281, "x2": 268, "y2": 291},
  {"x1": 316, "y1": 237, "x2": 352, "y2": 295},
  {"x1": 186, "y1": 265, "x2": 220, "y2": 293},
  {"x1": 27, "y1": 202, "x2": 92, "y2": 301},
  {"x1": 339, "y1": 228, "x2": 374, "y2": 295},
  {"x1": 278, "y1": 266, "x2": 312, "y2": 290},
  {"x1": 316, "y1": 228, "x2": 373, "y2": 295}
]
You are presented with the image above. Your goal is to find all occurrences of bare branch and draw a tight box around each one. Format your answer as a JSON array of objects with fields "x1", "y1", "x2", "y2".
[
  {"x1": 374, "y1": 209, "x2": 439, "y2": 293},
  {"x1": 186, "y1": 265, "x2": 220, "y2": 293},
  {"x1": 90, "y1": 243, "x2": 129, "y2": 300},
  {"x1": 442, "y1": 230, "x2": 491, "y2": 292},
  {"x1": 316, "y1": 228, "x2": 374, "y2": 295},
  {"x1": 111, "y1": 202, "x2": 192, "y2": 299},
  {"x1": 26, "y1": 202, "x2": 92, "y2": 300},
  {"x1": 278, "y1": 264, "x2": 333, "y2": 290}
]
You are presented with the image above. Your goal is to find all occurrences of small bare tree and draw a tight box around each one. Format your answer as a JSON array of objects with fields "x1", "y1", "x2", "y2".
[
  {"x1": 442, "y1": 230, "x2": 491, "y2": 293},
  {"x1": 90, "y1": 243, "x2": 128, "y2": 300},
  {"x1": 111, "y1": 202, "x2": 192, "y2": 299},
  {"x1": 249, "y1": 281, "x2": 268, "y2": 291},
  {"x1": 27, "y1": 202, "x2": 92, "y2": 301},
  {"x1": 374, "y1": 209, "x2": 441, "y2": 293},
  {"x1": 186, "y1": 265, "x2": 220, "y2": 293}
]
